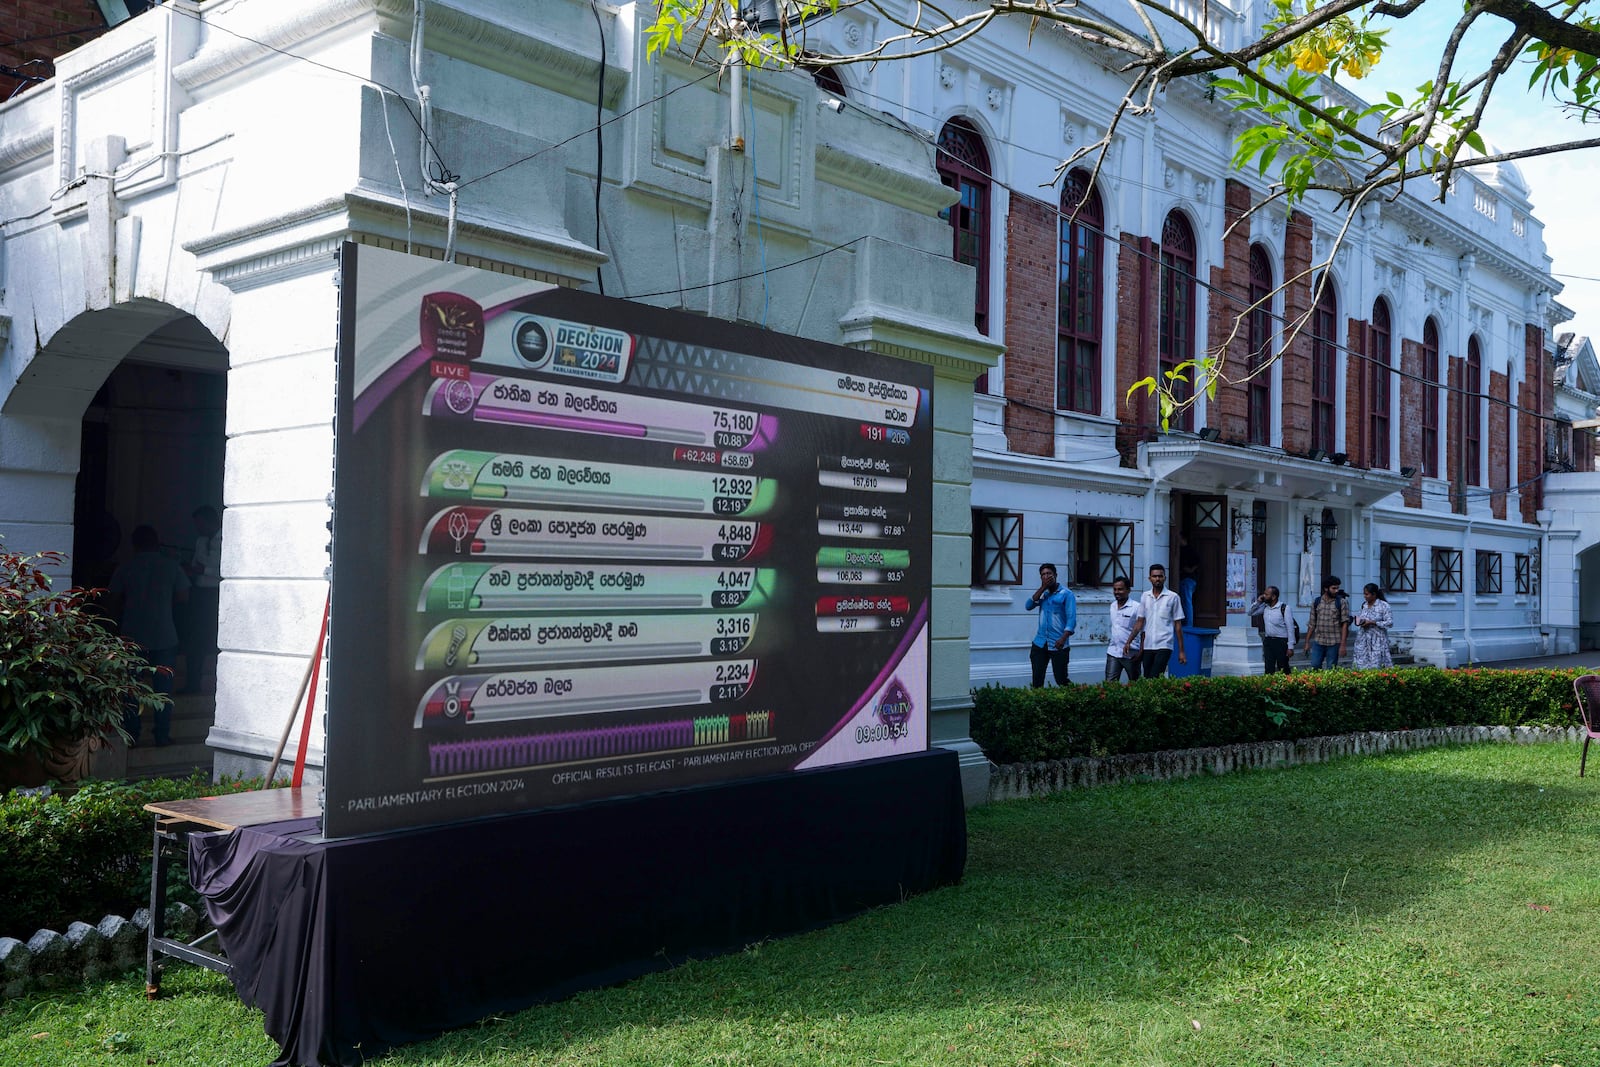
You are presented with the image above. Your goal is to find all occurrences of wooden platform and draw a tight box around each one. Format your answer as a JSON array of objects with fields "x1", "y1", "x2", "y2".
[{"x1": 145, "y1": 788, "x2": 319, "y2": 832}]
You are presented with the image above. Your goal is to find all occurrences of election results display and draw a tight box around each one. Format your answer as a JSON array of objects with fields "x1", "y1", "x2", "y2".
[{"x1": 324, "y1": 244, "x2": 933, "y2": 837}]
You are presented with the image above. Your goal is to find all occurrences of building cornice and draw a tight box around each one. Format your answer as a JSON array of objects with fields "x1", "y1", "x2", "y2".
[
  {"x1": 1385, "y1": 192, "x2": 1553, "y2": 298},
  {"x1": 974, "y1": 446, "x2": 1150, "y2": 494},
  {"x1": 174, "y1": 0, "x2": 626, "y2": 109},
  {"x1": 1370, "y1": 501, "x2": 1540, "y2": 538},
  {"x1": 174, "y1": 0, "x2": 373, "y2": 91},
  {"x1": 1143, "y1": 438, "x2": 1412, "y2": 507},
  {"x1": 838, "y1": 303, "x2": 1001, "y2": 380},
  {"x1": 0, "y1": 124, "x2": 52, "y2": 176},
  {"x1": 184, "y1": 190, "x2": 606, "y2": 291}
]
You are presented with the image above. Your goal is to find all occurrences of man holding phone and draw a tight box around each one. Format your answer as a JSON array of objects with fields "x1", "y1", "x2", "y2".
[
  {"x1": 1025, "y1": 563, "x2": 1076, "y2": 687},
  {"x1": 1248, "y1": 585, "x2": 1295, "y2": 675}
]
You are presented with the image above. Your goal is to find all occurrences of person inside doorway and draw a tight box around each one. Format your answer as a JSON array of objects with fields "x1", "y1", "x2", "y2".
[
  {"x1": 1177, "y1": 533, "x2": 1200, "y2": 625},
  {"x1": 182, "y1": 505, "x2": 221, "y2": 693},
  {"x1": 106, "y1": 525, "x2": 190, "y2": 746},
  {"x1": 1105, "y1": 576, "x2": 1143, "y2": 682},
  {"x1": 1129, "y1": 563, "x2": 1186, "y2": 678},
  {"x1": 1302, "y1": 575, "x2": 1350, "y2": 669},
  {"x1": 1024, "y1": 563, "x2": 1075, "y2": 687},
  {"x1": 1248, "y1": 585, "x2": 1295, "y2": 675}
]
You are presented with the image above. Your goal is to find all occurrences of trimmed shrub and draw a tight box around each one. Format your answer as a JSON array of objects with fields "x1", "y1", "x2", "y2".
[
  {"x1": 971, "y1": 667, "x2": 1581, "y2": 766},
  {"x1": 0, "y1": 774, "x2": 266, "y2": 939}
]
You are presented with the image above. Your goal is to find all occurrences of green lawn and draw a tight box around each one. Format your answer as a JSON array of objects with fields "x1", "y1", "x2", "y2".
[{"x1": 5, "y1": 742, "x2": 1599, "y2": 1066}]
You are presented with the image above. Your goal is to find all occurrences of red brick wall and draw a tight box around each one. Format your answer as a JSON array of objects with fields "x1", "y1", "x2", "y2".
[
  {"x1": 1002, "y1": 193, "x2": 1057, "y2": 456},
  {"x1": 1344, "y1": 315, "x2": 1369, "y2": 466},
  {"x1": 1519, "y1": 324, "x2": 1544, "y2": 523},
  {"x1": 1488, "y1": 369, "x2": 1509, "y2": 520},
  {"x1": 1279, "y1": 212, "x2": 1314, "y2": 456},
  {"x1": 1206, "y1": 180, "x2": 1253, "y2": 442},
  {"x1": 0, "y1": 2, "x2": 109, "y2": 100},
  {"x1": 1397, "y1": 338, "x2": 1423, "y2": 507},
  {"x1": 1115, "y1": 234, "x2": 1155, "y2": 466},
  {"x1": 1446, "y1": 356, "x2": 1464, "y2": 512}
]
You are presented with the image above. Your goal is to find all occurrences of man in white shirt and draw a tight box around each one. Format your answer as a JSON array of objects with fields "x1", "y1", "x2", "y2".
[
  {"x1": 1128, "y1": 562, "x2": 1186, "y2": 678},
  {"x1": 1247, "y1": 585, "x2": 1295, "y2": 675},
  {"x1": 1105, "y1": 577, "x2": 1143, "y2": 682}
]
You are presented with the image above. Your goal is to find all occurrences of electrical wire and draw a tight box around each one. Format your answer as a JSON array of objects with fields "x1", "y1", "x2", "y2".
[
  {"x1": 619, "y1": 235, "x2": 867, "y2": 301},
  {"x1": 377, "y1": 89, "x2": 415, "y2": 254},
  {"x1": 588, "y1": 0, "x2": 607, "y2": 295},
  {"x1": 745, "y1": 88, "x2": 771, "y2": 326},
  {"x1": 157, "y1": 0, "x2": 452, "y2": 175},
  {"x1": 458, "y1": 66, "x2": 722, "y2": 191}
]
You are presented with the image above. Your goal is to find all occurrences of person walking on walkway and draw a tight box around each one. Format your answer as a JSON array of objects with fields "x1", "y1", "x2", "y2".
[
  {"x1": 1105, "y1": 576, "x2": 1143, "y2": 682},
  {"x1": 1129, "y1": 563, "x2": 1186, "y2": 678},
  {"x1": 1302, "y1": 575, "x2": 1349, "y2": 669},
  {"x1": 1248, "y1": 585, "x2": 1296, "y2": 675},
  {"x1": 1025, "y1": 563, "x2": 1076, "y2": 687},
  {"x1": 1350, "y1": 583, "x2": 1394, "y2": 669}
]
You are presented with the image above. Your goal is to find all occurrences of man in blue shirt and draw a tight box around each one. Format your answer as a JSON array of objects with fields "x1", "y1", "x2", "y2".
[{"x1": 1024, "y1": 563, "x2": 1076, "y2": 687}]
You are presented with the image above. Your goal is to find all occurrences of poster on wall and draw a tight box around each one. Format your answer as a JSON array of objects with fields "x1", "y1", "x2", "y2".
[
  {"x1": 1226, "y1": 551, "x2": 1250, "y2": 613},
  {"x1": 324, "y1": 244, "x2": 933, "y2": 838}
]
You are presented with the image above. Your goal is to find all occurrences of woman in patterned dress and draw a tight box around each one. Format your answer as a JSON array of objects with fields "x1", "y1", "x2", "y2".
[{"x1": 1350, "y1": 583, "x2": 1393, "y2": 669}]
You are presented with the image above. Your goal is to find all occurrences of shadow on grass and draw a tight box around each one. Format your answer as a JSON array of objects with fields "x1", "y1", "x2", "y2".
[{"x1": 380, "y1": 743, "x2": 1599, "y2": 1063}]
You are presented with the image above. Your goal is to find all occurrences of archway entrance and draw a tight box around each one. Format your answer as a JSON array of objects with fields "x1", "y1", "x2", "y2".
[{"x1": 59, "y1": 311, "x2": 228, "y2": 771}]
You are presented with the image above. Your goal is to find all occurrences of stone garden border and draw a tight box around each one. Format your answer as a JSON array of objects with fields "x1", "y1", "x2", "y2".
[
  {"x1": 0, "y1": 903, "x2": 208, "y2": 1000},
  {"x1": 989, "y1": 725, "x2": 1583, "y2": 802}
]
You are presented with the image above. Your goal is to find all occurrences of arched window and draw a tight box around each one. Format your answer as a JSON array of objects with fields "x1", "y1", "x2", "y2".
[
  {"x1": 1057, "y1": 170, "x2": 1103, "y2": 414},
  {"x1": 1159, "y1": 211, "x2": 1197, "y2": 431},
  {"x1": 1422, "y1": 318, "x2": 1440, "y2": 478},
  {"x1": 1247, "y1": 244, "x2": 1273, "y2": 446},
  {"x1": 1368, "y1": 298, "x2": 1391, "y2": 469},
  {"x1": 936, "y1": 119, "x2": 990, "y2": 339},
  {"x1": 1465, "y1": 335, "x2": 1483, "y2": 485},
  {"x1": 809, "y1": 66, "x2": 846, "y2": 98},
  {"x1": 1310, "y1": 279, "x2": 1338, "y2": 454}
]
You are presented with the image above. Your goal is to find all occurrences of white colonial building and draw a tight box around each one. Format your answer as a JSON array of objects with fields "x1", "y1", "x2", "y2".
[
  {"x1": 0, "y1": 0, "x2": 1589, "y2": 800},
  {"x1": 782, "y1": 4, "x2": 1577, "y2": 680}
]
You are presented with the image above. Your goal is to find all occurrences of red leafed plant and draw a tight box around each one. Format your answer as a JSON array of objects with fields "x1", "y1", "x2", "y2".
[{"x1": 0, "y1": 539, "x2": 158, "y2": 761}]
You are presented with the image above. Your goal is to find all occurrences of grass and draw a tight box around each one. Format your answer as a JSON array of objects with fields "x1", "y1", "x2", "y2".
[{"x1": 4, "y1": 741, "x2": 1600, "y2": 1066}]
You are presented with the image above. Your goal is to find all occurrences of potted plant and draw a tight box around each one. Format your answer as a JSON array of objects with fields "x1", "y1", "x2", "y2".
[{"x1": 0, "y1": 539, "x2": 160, "y2": 789}]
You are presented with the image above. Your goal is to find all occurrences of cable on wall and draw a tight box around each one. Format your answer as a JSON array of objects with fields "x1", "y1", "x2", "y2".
[{"x1": 588, "y1": 0, "x2": 607, "y2": 295}]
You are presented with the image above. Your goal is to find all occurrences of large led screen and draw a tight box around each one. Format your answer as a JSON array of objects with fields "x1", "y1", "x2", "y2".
[{"x1": 324, "y1": 244, "x2": 933, "y2": 837}]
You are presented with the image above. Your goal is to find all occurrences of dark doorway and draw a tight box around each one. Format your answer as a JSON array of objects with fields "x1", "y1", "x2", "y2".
[
  {"x1": 72, "y1": 362, "x2": 226, "y2": 590},
  {"x1": 1173, "y1": 491, "x2": 1228, "y2": 628}
]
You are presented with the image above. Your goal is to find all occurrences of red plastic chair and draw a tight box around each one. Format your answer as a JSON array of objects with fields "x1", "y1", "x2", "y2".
[{"x1": 1574, "y1": 674, "x2": 1600, "y2": 777}]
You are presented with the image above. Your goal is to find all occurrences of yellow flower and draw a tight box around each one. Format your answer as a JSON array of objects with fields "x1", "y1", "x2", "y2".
[{"x1": 1292, "y1": 46, "x2": 1330, "y2": 74}]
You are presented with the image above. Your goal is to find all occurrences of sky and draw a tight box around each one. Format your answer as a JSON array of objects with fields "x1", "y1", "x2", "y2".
[{"x1": 1343, "y1": 2, "x2": 1598, "y2": 340}]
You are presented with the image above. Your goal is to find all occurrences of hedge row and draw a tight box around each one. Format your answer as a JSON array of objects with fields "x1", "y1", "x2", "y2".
[
  {"x1": 970, "y1": 667, "x2": 1584, "y2": 766},
  {"x1": 0, "y1": 774, "x2": 265, "y2": 939}
]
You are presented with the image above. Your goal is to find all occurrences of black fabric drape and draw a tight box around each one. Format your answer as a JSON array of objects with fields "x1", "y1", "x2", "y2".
[{"x1": 190, "y1": 750, "x2": 966, "y2": 1066}]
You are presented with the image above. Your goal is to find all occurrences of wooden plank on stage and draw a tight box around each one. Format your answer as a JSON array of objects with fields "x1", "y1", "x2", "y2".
[{"x1": 144, "y1": 788, "x2": 320, "y2": 832}]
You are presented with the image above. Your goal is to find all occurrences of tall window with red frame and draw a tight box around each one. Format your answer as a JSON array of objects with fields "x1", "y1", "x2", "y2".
[
  {"x1": 1159, "y1": 211, "x2": 1197, "y2": 431},
  {"x1": 936, "y1": 119, "x2": 990, "y2": 332},
  {"x1": 1368, "y1": 298, "x2": 1391, "y2": 469},
  {"x1": 1422, "y1": 317, "x2": 1440, "y2": 478},
  {"x1": 1246, "y1": 245, "x2": 1273, "y2": 446},
  {"x1": 1310, "y1": 280, "x2": 1338, "y2": 454},
  {"x1": 936, "y1": 119, "x2": 991, "y2": 391},
  {"x1": 1465, "y1": 335, "x2": 1482, "y2": 485},
  {"x1": 1058, "y1": 170, "x2": 1103, "y2": 414}
]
